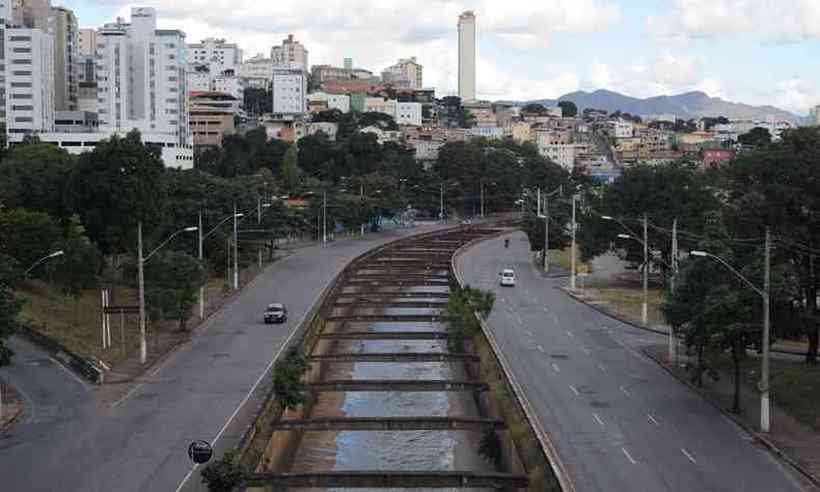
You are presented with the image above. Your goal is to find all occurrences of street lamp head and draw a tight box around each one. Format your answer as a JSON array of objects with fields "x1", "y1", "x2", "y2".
[
  {"x1": 261, "y1": 203, "x2": 272, "y2": 208},
  {"x1": 234, "y1": 213, "x2": 245, "y2": 218},
  {"x1": 183, "y1": 227, "x2": 198, "y2": 232},
  {"x1": 617, "y1": 234, "x2": 631, "y2": 240},
  {"x1": 691, "y1": 251, "x2": 708, "y2": 257},
  {"x1": 537, "y1": 214, "x2": 547, "y2": 219},
  {"x1": 50, "y1": 250, "x2": 65, "y2": 258},
  {"x1": 601, "y1": 215, "x2": 614, "y2": 221}
]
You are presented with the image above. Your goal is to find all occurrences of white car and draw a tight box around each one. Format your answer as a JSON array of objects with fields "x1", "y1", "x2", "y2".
[{"x1": 500, "y1": 269, "x2": 516, "y2": 287}]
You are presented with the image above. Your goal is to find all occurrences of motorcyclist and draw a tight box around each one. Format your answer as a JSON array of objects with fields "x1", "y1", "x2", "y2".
[{"x1": 504, "y1": 238, "x2": 509, "y2": 248}]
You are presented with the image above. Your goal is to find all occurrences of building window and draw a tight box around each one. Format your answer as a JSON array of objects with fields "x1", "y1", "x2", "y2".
[
  {"x1": 14, "y1": 116, "x2": 33, "y2": 122},
  {"x1": 11, "y1": 94, "x2": 32, "y2": 99},
  {"x1": 11, "y1": 105, "x2": 32, "y2": 110},
  {"x1": 11, "y1": 59, "x2": 31, "y2": 65},
  {"x1": 9, "y1": 36, "x2": 31, "y2": 42}
]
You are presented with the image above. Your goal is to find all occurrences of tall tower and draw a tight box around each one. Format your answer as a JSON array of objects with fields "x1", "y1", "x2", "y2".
[{"x1": 458, "y1": 10, "x2": 476, "y2": 102}]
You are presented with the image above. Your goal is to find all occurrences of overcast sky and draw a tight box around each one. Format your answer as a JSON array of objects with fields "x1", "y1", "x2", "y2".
[{"x1": 64, "y1": 0, "x2": 820, "y2": 114}]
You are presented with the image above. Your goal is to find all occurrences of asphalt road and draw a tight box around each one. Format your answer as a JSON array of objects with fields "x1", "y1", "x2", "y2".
[
  {"x1": 458, "y1": 231, "x2": 808, "y2": 492},
  {"x1": 0, "y1": 223, "x2": 447, "y2": 492}
]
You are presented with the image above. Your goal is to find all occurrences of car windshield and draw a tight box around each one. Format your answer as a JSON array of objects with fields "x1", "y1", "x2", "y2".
[{"x1": 266, "y1": 306, "x2": 283, "y2": 312}]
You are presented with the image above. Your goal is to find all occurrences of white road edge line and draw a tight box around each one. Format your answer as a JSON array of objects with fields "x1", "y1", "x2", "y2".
[
  {"x1": 569, "y1": 385, "x2": 580, "y2": 396},
  {"x1": 592, "y1": 412, "x2": 604, "y2": 427},
  {"x1": 537, "y1": 345, "x2": 545, "y2": 353},
  {"x1": 527, "y1": 331, "x2": 534, "y2": 337},
  {"x1": 551, "y1": 362, "x2": 561, "y2": 373},
  {"x1": 598, "y1": 363, "x2": 607, "y2": 373},
  {"x1": 173, "y1": 266, "x2": 332, "y2": 492},
  {"x1": 681, "y1": 448, "x2": 697, "y2": 464},
  {"x1": 648, "y1": 414, "x2": 660, "y2": 426},
  {"x1": 622, "y1": 447, "x2": 637, "y2": 465},
  {"x1": 48, "y1": 357, "x2": 89, "y2": 389},
  {"x1": 619, "y1": 386, "x2": 632, "y2": 398},
  {"x1": 566, "y1": 330, "x2": 574, "y2": 338}
]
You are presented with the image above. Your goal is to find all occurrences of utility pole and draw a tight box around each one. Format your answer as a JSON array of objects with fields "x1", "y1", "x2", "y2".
[
  {"x1": 323, "y1": 190, "x2": 327, "y2": 244},
  {"x1": 137, "y1": 222, "x2": 147, "y2": 364},
  {"x1": 537, "y1": 187, "x2": 541, "y2": 216},
  {"x1": 642, "y1": 213, "x2": 649, "y2": 327},
  {"x1": 669, "y1": 218, "x2": 678, "y2": 363},
  {"x1": 761, "y1": 226, "x2": 771, "y2": 433},
  {"x1": 360, "y1": 184, "x2": 365, "y2": 236},
  {"x1": 543, "y1": 195, "x2": 549, "y2": 273},
  {"x1": 480, "y1": 181, "x2": 485, "y2": 219},
  {"x1": 439, "y1": 183, "x2": 444, "y2": 223},
  {"x1": 257, "y1": 195, "x2": 263, "y2": 269},
  {"x1": 198, "y1": 212, "x2": 204, "y2": 319},
  {"x1": 233, "y1": 203, "x2": 239, "y2": 290},
  {"x1": 570, "y1": 194, "x2": 578, "y2": 290}
]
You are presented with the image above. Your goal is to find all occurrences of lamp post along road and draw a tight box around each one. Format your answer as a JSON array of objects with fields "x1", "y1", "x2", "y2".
[
  {"x1": 669, "y1": 218, "x2": 678, "y2": 363},
  {"x1": 691, "y1": 227, "x2": 771, "y2": 432},
  {"x1": 570, "y1": 194, "x2": 578, "y2": 291},
  {"x1": 642, "y1": 213, "x2": 649, "y2": 327},
  {"x1": 138, "y1": 223, "x2": 199, "y2": 364}
]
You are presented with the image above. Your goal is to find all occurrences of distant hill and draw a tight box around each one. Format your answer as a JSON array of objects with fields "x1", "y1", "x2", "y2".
[{"x1": 507, "y1": 89, "x2": 804, "y2": 124}]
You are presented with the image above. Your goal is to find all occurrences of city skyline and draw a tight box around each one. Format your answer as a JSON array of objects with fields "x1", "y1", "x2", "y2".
[{"x1": 55, "y1": 0, "x2": 820, "y2": 115}]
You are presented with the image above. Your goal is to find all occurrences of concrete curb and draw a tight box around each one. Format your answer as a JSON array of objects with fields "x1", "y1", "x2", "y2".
[
  {"x1": 0, "y1": 404, "x2": 24, "y2": 434},
  {"x1": 559, "y1": 287, "x2": 670, "y2": 336},
  {"x1": 642, "y1": 346, "x2": 820, "y2": 491}
]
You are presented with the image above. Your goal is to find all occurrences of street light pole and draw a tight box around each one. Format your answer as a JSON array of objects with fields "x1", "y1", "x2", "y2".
[
  {"x1": 360, "y1": 184, "x2": 365, "y2": 236},
  {"x1": 198, "y1": 212, "x2": 204, "y2": 319},
  {"x1": 669, "y1": 218, "x2": 678, "y2": 363},
  {"x1": 543, "y1": 196, "x2": 549, "y2": 273},
  {"x1": 571, "y1": 194, "x2": 578, "y2": 291},
  {"x1": 761, "y1": 227, "x2": 771, "y2": 433},
  {"x1": 691, "y1": 225, "x2": 771, "y2": 432},
  {"x1": 233, "y1": 203, "x2": 239, "y2": 291},
  {"x1": 642, "y1": 212, "x2": 649, "y2": 327},
  {"x1": 257, "y1": 195, "x2": 262, "y2": 269},
  {"x1": 480, "y1": 181, "x2": 485, "y2": 219},
  {"x1": 138, "y1": 222, "x2": 147, "y2": 364},
  {"x1": 439, "y1": 183, "x2": 444, "y2": 223},
  {"x1": 323, "y1": 190, "x2": 327, "y2": 244}
]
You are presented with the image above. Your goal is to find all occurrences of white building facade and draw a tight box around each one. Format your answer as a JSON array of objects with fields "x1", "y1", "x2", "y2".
[
  {"x1": 186, "y1": 37, "x2": 242, "y2": 74},
  {"x1": 396, "y1": 102, "x2": 422, "y2": 126},
  {"x1": 363, "y1": 97, "x2": 396, "y2": 118},
  {"x1": 213, "y1": 74, "x2": 244, "y2": 101},
  {"x1": 272, "y1": 67, "x2": 306, "y2": 115},
  {"x1": 239, "y1": 54, "x2": 273, "y2": 88},
  {"x1": 5, "y1": 27, "x2": 55, "y2": 136},
  {"x1": 307, "y1": 91, "x2": 350, "y2": 113},
  {"x1": 92, "y1": 8, "x2": 193, "y2": 167},
  {"x1": 457, "y1": 11, "x2": 476, "y2": 102}
]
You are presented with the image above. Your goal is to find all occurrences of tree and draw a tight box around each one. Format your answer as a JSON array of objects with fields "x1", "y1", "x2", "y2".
[
  {"x1": 0, "y1": 142, "x2": 76, "y2": 223},
  {"x1": 312, "y1": 108, "x2": 343, "y2": 123},
  {"x1": 281, "y1": 143, "x2": 301, "y2": 193},
  {"x1": 577, "y1": 160, "x2": 720, "y2": 281},
  {"x1": 460, "y1": 108, "x2": 476, "y2": 128},
  {"x1": 0, "y1": 254, "x2": 22, "y2": 366},
  {"x1": 47, "y1": 217, "x2": 100, "y2": 326},
  {"x1": 68, "y1": 130, "x2": 166, "y2": 255},
  {"x1": 558, "y1": 100, "x2": 578, "y2": 117},
  {"x1": 144, "y1": 251, "x2": 206, "y2": 331},
  {"x1": 201, "y1": 450, "x2": 246, "y2": 492},
  {"x1": 720, "y1": 127, "x2": 820, "y2": 363},
  {"x1": 738, "y1": 127, "x2": 772, "y2": 148},
  {"x1": 243, "y1": 87, "x2": 272, "y2": 116},
  {"x1": 0, "y1": 208, "x2": 61, "y2": 275},
  {"x1": 521, "y1": 103, "x2": 546, "y2": 116}
]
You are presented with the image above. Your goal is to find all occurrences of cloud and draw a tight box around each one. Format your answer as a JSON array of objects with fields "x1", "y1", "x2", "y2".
[
  {"x1": 648, "y1": 0, "x2": 820, "y2": 43},
  {"x1": 102, "y1": 1, "x2": 619, "y2": 100},
  {"x1": 583, "y1": 53, "x2": 706, "y2": 98}
]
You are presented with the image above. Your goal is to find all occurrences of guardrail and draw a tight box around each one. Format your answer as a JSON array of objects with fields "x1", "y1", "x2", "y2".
[
  {"x1": 451, "y1": 228, "x2": 576, "y2": 492},
  {"x1": 17, "y1": 323, "x2": 105, "y2": 385}
]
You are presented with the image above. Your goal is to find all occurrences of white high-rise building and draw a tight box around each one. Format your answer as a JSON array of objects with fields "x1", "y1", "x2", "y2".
[
  {"x1": 811, "y1": 105, "x2": 820, "y2": 126},
  {"x1": 5, "y1": 26, "x2": 55, "y2": 136},
  {"x1": 458, "y1": 11, "x2": 476, "y2": 102},
  {"x1": 93, "y1": 8, "x2": 193, "y2": 166},
  {"x1": 271, "y1": 34, "x2": 308, "y2": 71},
  {"x1": 272, "y1": 67, "x2": 306, "y2": 115},
  {"x1": 186, "y1": 37, "x2": 242, "y2": 75},
  {"x1": 51, "y1": 6, "x2": 78, "y2": 111},
  {"x1": 0, "y1": 0, "x2": 11, "y2": 125},
  {"x1": 239, "y1": 53, "x2": 273, "y2": 89}
]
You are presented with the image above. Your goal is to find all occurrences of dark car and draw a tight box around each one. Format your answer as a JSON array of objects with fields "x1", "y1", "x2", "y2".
[{"x1": 263, "y1": 303, "x2": 287, "y2": 324}]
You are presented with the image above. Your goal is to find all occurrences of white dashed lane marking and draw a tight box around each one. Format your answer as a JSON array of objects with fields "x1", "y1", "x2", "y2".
[
  {"x1": 681, "y1": 448, "x2": 697, "y2": 464},
  {"x1": 622, "y1": 447, "x2": 638, "y2": 465},
  {"x1": 592, "y1": 412, "x2": 605, "y2": 427}
]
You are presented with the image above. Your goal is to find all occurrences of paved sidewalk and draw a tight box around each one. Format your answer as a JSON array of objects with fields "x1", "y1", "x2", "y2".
[{"x1": 644, "y1": 343, "x2": 820, "y2": 488}]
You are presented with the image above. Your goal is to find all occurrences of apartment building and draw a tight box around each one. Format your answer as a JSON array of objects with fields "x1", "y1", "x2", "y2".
[
  {"x1": 272, "y1": 67, "x2": 306, "y2": 115},
  {"x1": 0, "y1": 0, "x2": 10, "y2": 125},
  {"x1": 51, "y1": 6, "x2": 77, "y2": 110},
  {"x1": 271, "y1": 34, "x2": 308, "y2": 71},
  {"x1": 381, "y1": 57, "x2": 423, "y2": 89},
  {"x1": 78, "y1": 27, "x2": 95, "y2": 55},
  {"x1": 186, "y1": 37, "x2": 242, "y2": 74},
  {"x1": 396, "y1": 102, "x2": 422, "y2": 126},
  {"x1": 364, "y1": 97, "x2": 396, "y2": 118},
  {"x1": 307, "y1": 91, "x2": 350, "y2": 113},
  {"x1": 5, "y1": 26, "x2": 55, "y2": 136}
]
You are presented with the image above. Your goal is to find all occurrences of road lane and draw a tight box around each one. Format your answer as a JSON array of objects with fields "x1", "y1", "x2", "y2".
[
  {"x1": 458, "y1": 231, "x2": 806, "y2": 492},
  {"x1": 0, "y1": 223, "x2": 449, "y2": 492}
]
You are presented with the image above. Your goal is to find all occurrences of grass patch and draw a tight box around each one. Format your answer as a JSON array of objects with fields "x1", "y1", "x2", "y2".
[
  {"x1": 17, "y1": 280, "x2": 140, "y2": 365},
  {"x1": 546, "y1": 245, "x2": 587, "y2": 272},
  {"x1": 585, "y1": 285, "x2": 666, "y2": 326}
]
